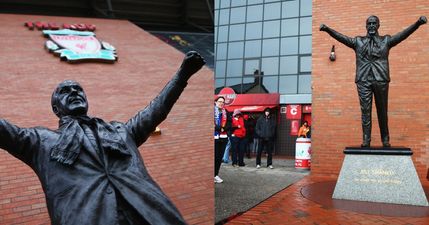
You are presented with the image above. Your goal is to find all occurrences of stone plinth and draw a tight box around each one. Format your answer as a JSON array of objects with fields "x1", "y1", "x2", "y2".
[{"x1": 332, "y1": 147, "x2": 428, "y2": 206}]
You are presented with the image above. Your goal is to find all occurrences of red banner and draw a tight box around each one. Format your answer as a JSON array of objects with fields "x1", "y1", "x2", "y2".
[
  {"x1": 215, "y1": 90, "x2": 279, "y2": 112},
  {"x1": 303, "y1": 105, "x2": 312, "y2": 113},
  {"x1": 286, "y1": 105, "x2": 302, "y2": 120},
  {"x1": 290, "y1": 120, "x2": 300, "y2": 136}
]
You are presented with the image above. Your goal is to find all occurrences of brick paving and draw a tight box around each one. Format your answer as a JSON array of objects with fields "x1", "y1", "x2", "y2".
[{"x1": 226, "y1": 175, "x2": 429, "y2": 225}]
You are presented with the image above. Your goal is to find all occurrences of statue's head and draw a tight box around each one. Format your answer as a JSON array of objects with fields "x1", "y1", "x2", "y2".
[
  {"x1": 51, "y1": 80, "x2": 88, "y2": 118},
  {"x1": 366, "y1": 15, "x2": 380, "y2": 36}
]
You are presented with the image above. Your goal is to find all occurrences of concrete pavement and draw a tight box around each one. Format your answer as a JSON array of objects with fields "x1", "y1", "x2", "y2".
[{"x1": 215, "y1": 157, "x2": 309, "y2": 224}]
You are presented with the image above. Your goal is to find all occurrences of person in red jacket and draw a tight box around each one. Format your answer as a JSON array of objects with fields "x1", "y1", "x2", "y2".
[{"x1": 231, "y1": 109, "x2": 246, "y2": 167}]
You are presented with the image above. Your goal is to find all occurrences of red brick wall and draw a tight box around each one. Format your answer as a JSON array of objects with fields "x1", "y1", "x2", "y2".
[
  {"x1": 0, "y1": 14, "x2": 213, "y2": 224},
  {"x1": 312, "y1": 0, "x2": 429, "y2": 185}
]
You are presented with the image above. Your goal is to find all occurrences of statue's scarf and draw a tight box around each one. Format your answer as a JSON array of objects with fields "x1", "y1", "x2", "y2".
[
  {"x1": 50, "y1": 115, "x2": 130, "y2": 166},
  {"x1": 360, "y1": 36, "x2": 382, "y2": 58}
]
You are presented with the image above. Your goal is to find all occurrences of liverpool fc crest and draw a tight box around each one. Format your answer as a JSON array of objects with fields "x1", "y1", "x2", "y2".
[{"x1": 43, "y1": 29, "x2": 117, "y2": 63}]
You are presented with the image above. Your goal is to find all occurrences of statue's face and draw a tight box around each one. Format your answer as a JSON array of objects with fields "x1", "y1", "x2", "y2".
[
  {"x1": 366, "y1": 16, "x2": 380, "y2": 36},
  {"x1": 52, "y1": 80, "x2": 88, "y2": 117}
]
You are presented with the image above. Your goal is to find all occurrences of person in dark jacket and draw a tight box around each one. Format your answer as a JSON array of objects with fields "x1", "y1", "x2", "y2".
[
  {"x1": 255, "y1": 108, "x2": 276, "y2": 169},
  {"x1": 0, "y1": 51, "x2": 205, "y2": 225}
]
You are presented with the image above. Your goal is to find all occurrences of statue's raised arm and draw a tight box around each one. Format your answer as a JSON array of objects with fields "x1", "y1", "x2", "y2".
[
  {"x1": 389, "y1": 16, "x2": 427, "y2": 47},
  {"x1": 320, "y1": 23, "x2": 355, "y2": 49},
  {"x1": 0, "y1": 119, "x2": 40, "y2": 165},
  {"x1": 126, "y1": 51, "x2": 206, "y2": 147}
]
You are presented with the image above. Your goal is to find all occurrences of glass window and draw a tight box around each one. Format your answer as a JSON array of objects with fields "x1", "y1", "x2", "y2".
[
  {"x1": 246, "y1": 5, "x2": 263, "y2": 22},
  {"x1": 226, "y1": 78, "x2": 242, "y2": 88},
  {"x1": 217, "y1": 25, "x2": 229, "y2": 42},
  {"x1": 263, "y1": 76, "x2": 279, "y2": 93},
  {"x1": 220, "y1": 0, "x2": 230, "y2": 8},
  {"x1": 300, "y1": 56, "x2": 312, "y2": 72},
  {"x1": 227, "y1": 59, "x2": 243, "y2": 77},
  {"x1": 281, "y1": 18, "x2": 299, "y2": 36},
  {"x1": 219, "y1": 9, "x2": 230, "y2": 25},
  {"x1": 301, "y1": 0, "x2": 312, "y2": 16},
  {"x1": 245, "y1": 22, "x2": 262, "y2": 39},
  {"x1": 215, "y1": 79, "x2": 225, "y2": 88},
  {"x1": 299, "y1": 35, "x2": 312, "y2": 54},
  {"x1": 228, "y1": 42, "x2": 244, "y2": 59},
  {"x1": 298, "y1": 75, "x2": 312, "y2": 93},
  {"x1": 261, "y1": 57, "x2": 279, "y2": 75},
  {"x1": 215, "y1": 60, "x2": 226, "y2": 78},
  {"x1": 280, "y1": 56, "x2": 298, "y2": 74},
  {"x1": 279, "y1": 75, "x2": 298, "y2": 94},
  {"x1": 245, "y1": 40, "x2": 261, "y2": 58},
  {"x1": 300, "y1": 17, "x2": 312, "y2": 35},
  {"x1": 215, "y1": 10, "x2": 219, "y2": 26},
  {"x1": 230, "y1": 7, "x2": 246, "y2": 24},
  {"x1": 243, "y1": 77, "x2": 254, "y2": 84},
  {"x1": 262, "y1": 38, "x2": 280, "y2": 56},
  {"x1": 247, "y1": 0, "x2": 263, "y2": 4},
  {"x1": 231, "y1": 0, "x2": 246, "y2": 7},
  {"x1": 263, "y1": 20, "x2": 280, "y2": 38},
  {"x1": 280, "y1": 37, "x2": 298, "y2": 55},
  {"x1": 244, "y1": 59, "x2": 260, "y2": 75},
  {"x1": 215, "y1": 0, "x2": 220, "y2": 9},
  {"x1": 264, "y1": 3, "x2": 281, "y2": 20},
  {"x1": 216, "y1": 43, "x2": 227, "y2": 60},
  {"x1": 215, "y1": 26, "x2": 218, "y2": 44},
  {"x1": 229, "y1": 24, "x2": 244, "y2": 41},
  {"x1": 282, "y1": 0, "x2": 299, "y2": 18}
]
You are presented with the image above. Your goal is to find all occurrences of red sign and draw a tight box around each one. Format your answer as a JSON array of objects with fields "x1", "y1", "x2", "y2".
[
  {"x1": 303, "y1": 105, "x2": 312, "y2": 113},
  {"x1": 286, "y1": 105, "x2": 302, "y2": 120},
  {"x1": 25, "y1": 21, "x2": 96, "y2": 31},
  {"x1": 290, "y1": 120, "x2": 300, "y2": 136},
  {"x1": 218, "y1": 87, "x2": 237, "y2": 106}
]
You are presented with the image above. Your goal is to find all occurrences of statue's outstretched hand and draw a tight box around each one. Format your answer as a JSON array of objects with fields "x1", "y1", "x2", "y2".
[
  {"x1": 418, "y1": 16, "x2": 427, "y2": 25},
  {"x1": 179, "y1": 51, "x2": 206, "y2": 81},
  {"x1": 320, "y1": 24, "x2": 328, "y2": 32}
]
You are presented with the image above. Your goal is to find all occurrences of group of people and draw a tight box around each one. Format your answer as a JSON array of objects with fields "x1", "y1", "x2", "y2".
[{"x1": 214, "y1": 96, "x2": 276, "y2": 183}]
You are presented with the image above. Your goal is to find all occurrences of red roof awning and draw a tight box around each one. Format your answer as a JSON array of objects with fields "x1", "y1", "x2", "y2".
[{"x1": 217, "y1": 93, "x2": 279, "y2": 112}]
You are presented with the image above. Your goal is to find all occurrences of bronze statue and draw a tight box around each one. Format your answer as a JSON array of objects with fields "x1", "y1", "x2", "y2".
[
  {"x1": 0, "y1": 51, "x2": 205, "y2": 225},
  {"x1": 320, "y1": 16, "x2": 427, "y2": 147}
]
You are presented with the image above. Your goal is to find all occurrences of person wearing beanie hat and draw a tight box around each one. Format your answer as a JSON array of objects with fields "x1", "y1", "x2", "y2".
[{"x1": 255, "y1": 108, "x2": 276, "y2": 169}]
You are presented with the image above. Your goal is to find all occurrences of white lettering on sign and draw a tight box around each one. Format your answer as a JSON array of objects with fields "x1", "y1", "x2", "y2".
[{"x1": 290, "y1": 106, "x2": 298, "y2": 115}]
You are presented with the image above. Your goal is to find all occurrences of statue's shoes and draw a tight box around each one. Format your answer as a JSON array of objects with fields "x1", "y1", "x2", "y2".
[{"x1": 361, "y1": 142, "x2": 370, "y2": 148}]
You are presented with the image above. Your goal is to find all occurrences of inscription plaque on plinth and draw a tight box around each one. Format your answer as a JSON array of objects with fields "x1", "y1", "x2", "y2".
[{"x1": 332, "y1": 147, "x2": 428, "y2": 206}]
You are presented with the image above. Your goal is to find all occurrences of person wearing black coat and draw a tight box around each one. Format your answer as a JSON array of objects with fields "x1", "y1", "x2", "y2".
[{"x1": 255, "y1": 108, "x2": 276, "y2": 169}]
